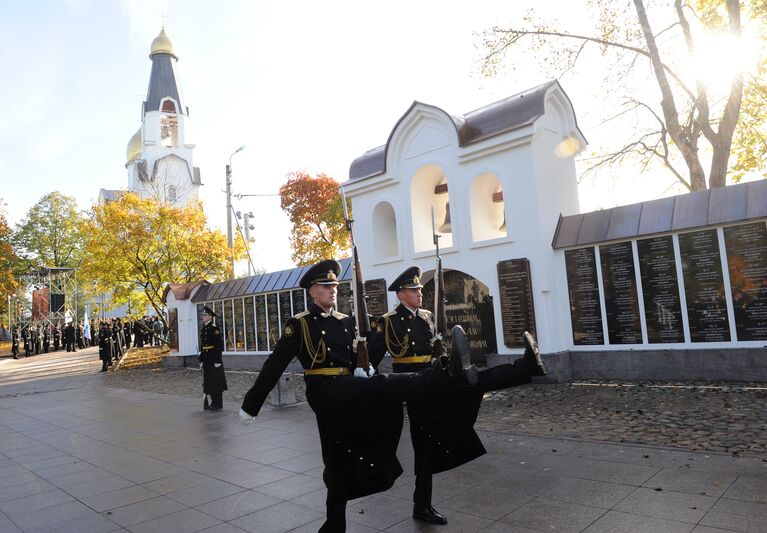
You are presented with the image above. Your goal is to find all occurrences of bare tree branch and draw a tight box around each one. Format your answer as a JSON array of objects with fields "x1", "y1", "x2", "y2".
[{"x1": 485, "y1": 26, "x2": 696, "y2": 100}]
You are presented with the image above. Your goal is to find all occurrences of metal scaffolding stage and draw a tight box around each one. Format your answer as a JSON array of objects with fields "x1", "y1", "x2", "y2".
[{"x1": 14, "y1": 267, "x2": 79, "y2": 330}]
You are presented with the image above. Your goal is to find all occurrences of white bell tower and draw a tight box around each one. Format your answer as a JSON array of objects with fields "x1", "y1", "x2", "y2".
[{"x1": 125, "y1": 27, "x2": 202, "y2": 207}]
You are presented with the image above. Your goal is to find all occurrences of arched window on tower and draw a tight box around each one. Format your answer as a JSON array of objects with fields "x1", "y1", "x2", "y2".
[
  {"x1": 470, "y1": 173, "x2": 507, "y2": 242},
  {"x1": 160, "y1": 98, "x2": 179, "y2": 148},
  {"x1": 372, "y1": 201, "x2": 399, "y2": 259}
]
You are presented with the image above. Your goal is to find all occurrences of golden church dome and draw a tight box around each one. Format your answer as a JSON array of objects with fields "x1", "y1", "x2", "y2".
[
  {"x1": 126, "y1": 129, "x2": 142, "y2": 164},
  {"x1": 150, "y1": 27, "x2": 177, "y2": 59}
]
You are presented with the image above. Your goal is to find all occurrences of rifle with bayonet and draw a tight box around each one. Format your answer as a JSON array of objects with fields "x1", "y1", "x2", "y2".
[
  {"x1": 340, "y1": 188, "x2": 371, "y2": 374},
  {"x1": 430, "y1": 207, "x2": 449, "y2": 357}
]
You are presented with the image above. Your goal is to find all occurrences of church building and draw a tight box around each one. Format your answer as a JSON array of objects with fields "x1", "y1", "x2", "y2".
[
  {"x1": 100, "y1": 27, "x2": 202, "y2": 207},
  {"x1": 96, "y1": 28, "x2": 203, "y2": 319}
]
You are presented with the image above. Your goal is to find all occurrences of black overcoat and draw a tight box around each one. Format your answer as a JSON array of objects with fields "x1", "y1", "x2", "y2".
[
  {"x1": 242, "y1": 303, "x2": 405, "y2": 500},
  {"x1": 99, "y1": 326, "x2": 112, "y2": 361},
  {"x1": 199, "y1": 321, "x2": 228, "y2": 393},
  {"x1": 369, "y1": 303, "x2": 486, "y2": 474},
  {"x1": 63, "y1": 324, "x2": 75, "y2": 344}
]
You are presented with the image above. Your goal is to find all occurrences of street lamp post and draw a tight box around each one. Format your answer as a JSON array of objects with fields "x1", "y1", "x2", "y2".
[
  {"x1": 243, "y1": 211, "x2": 255, "y2": 274},
  {"x1": 236, "y1": 211, "x2": 256, "y2": 276},
  {"x1": 226, "y1": 146, "x2": 245, "y2": 279}
]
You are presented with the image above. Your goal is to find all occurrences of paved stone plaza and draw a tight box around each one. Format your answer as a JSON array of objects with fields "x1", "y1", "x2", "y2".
[{"x1": 2, "y1": 348, "x2": 767, "y2": 532}]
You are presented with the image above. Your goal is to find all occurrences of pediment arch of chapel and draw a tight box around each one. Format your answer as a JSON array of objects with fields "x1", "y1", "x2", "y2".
[{"x1": 385, "y1": 102, "x2": 460, "y2": 173}]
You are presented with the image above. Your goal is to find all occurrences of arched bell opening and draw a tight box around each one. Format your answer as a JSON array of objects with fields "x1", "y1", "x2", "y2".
[
  {"x1": 372, "y1": 201, "x2": 399, "y2": 259},
  {"x1": 410, "y1": 164, "x2": 453, "y2": 253},
  {"x1": 470, "y1": 173, "x2": 507, "y2": 242}
]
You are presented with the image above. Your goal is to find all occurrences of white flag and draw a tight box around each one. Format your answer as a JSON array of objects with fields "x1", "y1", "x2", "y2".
[{"x1": 83, "y1": 308, "x2": 91, "y2": 341}]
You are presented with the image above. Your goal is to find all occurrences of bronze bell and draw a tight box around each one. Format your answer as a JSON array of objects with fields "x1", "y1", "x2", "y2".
[
  {"x1": 499, "y1": 213, "x2": 507, "y2": 232},
  {"x1": 439, "y1": 202, "x2": 452, "y2": 233}
]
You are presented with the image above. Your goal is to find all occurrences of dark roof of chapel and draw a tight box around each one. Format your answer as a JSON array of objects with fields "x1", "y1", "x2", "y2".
[
  {"x1": 349, "y1": 80, "x2": 582, "y2": 181},
  {"x1": 551, "y1": 179, "x2": 767, "y2": 249}
]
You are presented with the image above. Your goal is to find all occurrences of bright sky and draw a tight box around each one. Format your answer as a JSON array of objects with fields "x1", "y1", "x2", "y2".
[{"x1": 1, "y1": 0, "x2": 750, "y2": 274}]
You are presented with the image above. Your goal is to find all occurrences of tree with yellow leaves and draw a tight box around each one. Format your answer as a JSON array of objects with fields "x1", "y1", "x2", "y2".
[
  {"x1": 0, "y1": 201, "x2": 22, "y2": 326},
  {"x1": 80, "y1": 193, "x2": 244, "y2": 324}
]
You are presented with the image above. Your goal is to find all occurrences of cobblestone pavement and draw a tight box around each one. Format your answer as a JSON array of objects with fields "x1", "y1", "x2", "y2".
[
  {"x1": 109, "y1": 363, "x2": 767, "y2": 459},
  {"x1": 478, "y1": 382, "x2": 767, "y2": 458}
]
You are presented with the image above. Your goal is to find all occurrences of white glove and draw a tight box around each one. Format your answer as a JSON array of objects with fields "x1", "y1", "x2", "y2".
[
  {"x1": 199, "y1": 363, "x2": 203, "y2": 369},
  {"x1": 239, "y1": 408, "x2": 256, "y2": 425},
  {"x1": 352, "y1": 336, "x2": 366, "y2": 354},
  {"x1": 353, "y1": 364, "x2": 375, "y2": 378},
  {"x1": 214, "y1": 363, "x2": 222, "y2": 368}
]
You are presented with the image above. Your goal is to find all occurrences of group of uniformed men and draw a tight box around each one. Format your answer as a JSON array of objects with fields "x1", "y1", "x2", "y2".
[
  {"x1": 10, "y1": 321, "x2": 81, "y2": 358},
  {"x1": 95, "y1": 317, "x2": 168, "y2": 371},
  {"x1": 10, "y1": 316, "x2": 167, "y2": 372},
  {"x1": 200, "y1": 258, "x2": 547, "y2": 532}
]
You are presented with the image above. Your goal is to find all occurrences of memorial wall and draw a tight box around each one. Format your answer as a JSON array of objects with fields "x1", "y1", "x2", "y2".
[{"x1": 564, "y1": 221, "x2": 767, "y2": 345}]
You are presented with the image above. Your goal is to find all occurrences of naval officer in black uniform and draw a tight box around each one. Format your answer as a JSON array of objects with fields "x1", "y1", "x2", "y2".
[
  {"x1": 239, "y1": 259, "x2": 482, "y2": 533},
  {"x1": 368, "y1": 266, "x2": 547, "y2": 525},
  {"x1": 200, "y1": 306, "x2": 227, "y2": 410},
  {"x1": 99, "y1": 321, "x2": 113, "y2": 371},
  {"x1": 11, "y1": 326, "x2": 19, "y2": 359}
]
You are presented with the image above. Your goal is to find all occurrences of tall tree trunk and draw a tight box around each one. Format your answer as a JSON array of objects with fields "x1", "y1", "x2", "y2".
[
  {"x1": 634, "y1": 0, "x2": 707, "y2": 190},
  {"x1": 709, "y1": 0, "x2": 744, "y2": 188}
]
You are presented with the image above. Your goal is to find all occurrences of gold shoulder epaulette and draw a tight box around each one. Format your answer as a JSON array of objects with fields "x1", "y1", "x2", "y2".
[
  {"x1": 331, "y1": 310, "x2": 348, "y2": 319},
  {"x1": 383, "y1": 310, "x2": 397, "y2": 318},
  {"x1": 293, "y1": 311, "x2": 310, "y2": 319}
]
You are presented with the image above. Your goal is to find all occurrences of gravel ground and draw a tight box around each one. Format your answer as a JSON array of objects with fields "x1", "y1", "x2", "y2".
[{"x1": 108, "y1": 363, "x2": 767, "y2": 459}]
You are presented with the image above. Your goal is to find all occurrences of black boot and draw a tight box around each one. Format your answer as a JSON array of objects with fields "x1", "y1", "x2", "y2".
[
  {"x1": 448, "y1": 325, "x2": 477, "y2": 386},
  {"x1": 413, "y1": 505, "x2": 448, "y2": 525},
  {"x1": 209, "y1": 393, "x2": 223, "y2": 411},
  {"x1": 522, "y1": 331, "x2": 547, "y2": 376}
]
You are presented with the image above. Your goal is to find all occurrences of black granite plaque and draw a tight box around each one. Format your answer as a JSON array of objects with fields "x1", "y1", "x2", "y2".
[
  {"x1": 679, "y1": 229, "x2": 731, "y2": 342},
  {"x1": 267, "y1": 293, "x2": 279, "y2": 346},
  {"x1": 565, "y1": 247, "x2": 604, "y2": 345},
  {"x1": 637, "y1": 236, "x2": 684, "y2": 343},
  {"x1": 496, "y1": 258, "x2": 536, "y2": 348},
  {"x1": 423, "y1": 270, "x2": 497, "y2": 362},
  {"x1": 599, "y1": 242, "x2": 642, "y2": 344},
  {"x1": 291, "y1": 289, "x2": 306, "y2": 314},
  {"x1": 279, "y1": 292, "x2": 292, "y2": 328},
  {"x1": 168, "y1": 308, "x2": 178, "y2": 351},
  {"x1": 255, "y1": 295, "x2": 267, "y2": 351},
  {"x1": 336, "y1": 282, "x2": 352, "y2": 316},
  {"x1": 364, "y1": 279, "x2": 388, "y2": 318},
  {"x1": 724, "y1": 222, "x2": 767, "y2": 341}
]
